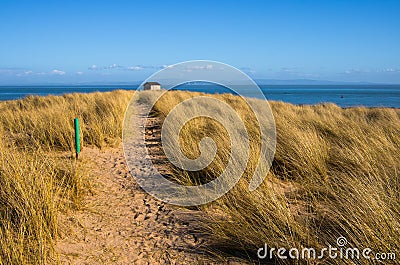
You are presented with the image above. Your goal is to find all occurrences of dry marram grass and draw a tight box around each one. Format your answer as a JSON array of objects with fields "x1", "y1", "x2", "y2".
[
  {"x1": 145, "y1": 90, "x2": 400, "y2": 264},
  {"x1": 0, "y1": 89, "x2": 398, "y2": 264},
  {"x1": 0, "y1": 90, "x2": 132, "y2": 264}
]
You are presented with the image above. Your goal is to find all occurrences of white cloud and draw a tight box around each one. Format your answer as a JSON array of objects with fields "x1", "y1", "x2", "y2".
[
  {"x1": 126, "y1": 66, "x2": 143, "y2": 71},
  {"x1": 344, "y1": 69, "x2": 367, "y2": 74},
  {"x1": 343, "y1": 68, "x2": 400, "y2": 74},
  {"x1": 87, "y1": 63, "x2": 166, "y2": 72},
  {"x1": 107, "y1": 63, "x2": 122, "y2": 69},
  {"x1": 0, "y1": 67, "x2": 31, "y2": 75},
  {"x1": 15, "y1": 69, "x2": 36, "y2": 76},
  {"x1": 183, "y1": 64, "x2": 214, "y2": 72},
  {"x1": 137, "y1": 65, "x2": 166, "y2": 70},
  {"x1": 51, "y1": 69, "x2": 66, "y2": 75},
  {"x1": 76, "y1": 71, "x2": 83, "y2": 75},
  {"x1": 341, "y1": 67, "x2": 400, "y2": 75},
  {"x1": 0, "y1": 68, "x2": 12, "y2": 74},
  {"x1": 13, "y1": 69, "x2": 66, "y2": 77},
  {"x1": 281, "y1": 67, "x2": 296, "y2": 73},
  {"x1": 384, "y1": 68, "x2": 400, "y2": 73},
  {"x1": 240, "y1": 67, "x2": 256, "y2": 75}
]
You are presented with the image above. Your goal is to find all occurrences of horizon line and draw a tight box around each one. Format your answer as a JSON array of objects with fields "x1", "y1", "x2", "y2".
[{"x1": 1, "y1": 78, "x2": 400, "y2": 86}]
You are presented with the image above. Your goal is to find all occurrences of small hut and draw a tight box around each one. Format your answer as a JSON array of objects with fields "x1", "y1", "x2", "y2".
[{"x1": 143, "y1": 82, "x2": 161, "y2": 90}]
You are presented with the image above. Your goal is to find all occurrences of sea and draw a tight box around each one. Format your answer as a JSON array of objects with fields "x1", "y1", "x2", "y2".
[{"x1": 0, "y1": 84, "x2": 399, "y2": 108}]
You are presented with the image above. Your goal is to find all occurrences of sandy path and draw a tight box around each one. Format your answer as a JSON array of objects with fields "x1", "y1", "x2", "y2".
[{"x1": 56, "y1": 102, "x2": 222, "y2": 264}]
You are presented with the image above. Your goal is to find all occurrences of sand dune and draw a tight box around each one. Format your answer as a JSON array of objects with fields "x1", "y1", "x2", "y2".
[{"x1": 56, "y1": 102, "x2": 240, "y2": 264}]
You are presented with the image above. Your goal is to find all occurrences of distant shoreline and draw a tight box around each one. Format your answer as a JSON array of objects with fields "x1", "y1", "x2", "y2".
[{"x1": 1, "y1": 85, "x2": 400, "y2": 108}]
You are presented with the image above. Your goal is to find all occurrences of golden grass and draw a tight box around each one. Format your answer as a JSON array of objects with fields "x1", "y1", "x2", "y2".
[
  {"x1": 1, "y1": 89, "x2": 398, "y2": 264},
  {"x1": 0, "y1": 90, "x2": 133, "y2": 264},
  {"x1": 146, "y1": 90, "x2": 400, "y2": 264},
  {"x1": 0, "y1": 90, "x2": 133, "y2": 151}
]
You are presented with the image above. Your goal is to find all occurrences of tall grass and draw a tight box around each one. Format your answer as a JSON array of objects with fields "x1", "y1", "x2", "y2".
[
  {"x1": 147, "y1": 90, "x2": 400, "y2": 264},
  {"x1": 0, "y1": 90, "x2": 133, "y2": 151},
  {"x1": 0, "y1": 90, "x2": 133, "y2": 264},
  {"x1": 1, "y1": 89, "x2": 398, "y2": 264}
]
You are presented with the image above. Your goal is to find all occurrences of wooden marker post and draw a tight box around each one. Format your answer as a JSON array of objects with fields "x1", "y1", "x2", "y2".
[{"x1": 74, "y1": 118, "x2": 81, "y2": 159}]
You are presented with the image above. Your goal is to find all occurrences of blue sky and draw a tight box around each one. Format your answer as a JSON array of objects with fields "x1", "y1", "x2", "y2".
[{"x1": 0, "y1": 0, "x2": 399, "y2": 84}]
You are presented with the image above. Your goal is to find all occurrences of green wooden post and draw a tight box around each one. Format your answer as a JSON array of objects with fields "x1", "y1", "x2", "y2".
[{"x1": 74, "y1": 118, "x2": 81, "y2": 159}]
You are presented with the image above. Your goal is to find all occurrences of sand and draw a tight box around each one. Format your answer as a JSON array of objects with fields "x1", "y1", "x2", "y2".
[{"x1": 55, "y1": 102, "x2": 238, "y2": 264}]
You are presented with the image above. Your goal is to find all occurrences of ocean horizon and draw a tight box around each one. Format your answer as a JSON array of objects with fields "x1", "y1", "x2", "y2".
[{"x1": 0, "y1": 84, "x2": 399, "y2": 108}]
